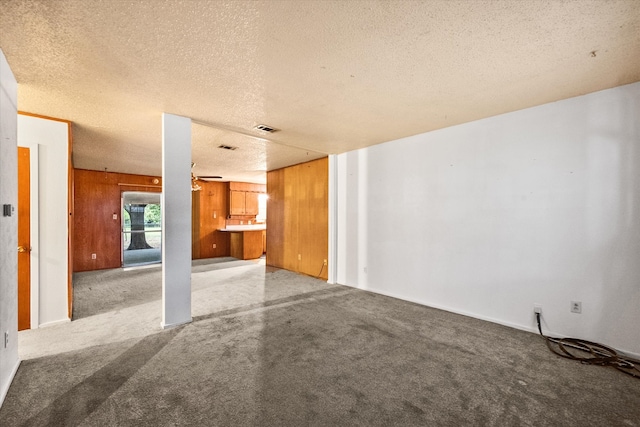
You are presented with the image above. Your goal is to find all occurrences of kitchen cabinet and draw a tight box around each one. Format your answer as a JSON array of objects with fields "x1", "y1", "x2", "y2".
[
  {"x1": 245, "y1": 191, "x2": 259, "y2": 215},
  {"x1": 229, "y1": 190, "x2": 259, "y2": 216},
  {"x1": 226, "y1": 229, "x2": 264, "y2": 260},
  {"x1": 262, "y1": 230, "x2": 266, "y2": 254},
  {"x1": 229, "y1": 191, "x2": 245, "y2": 215}
]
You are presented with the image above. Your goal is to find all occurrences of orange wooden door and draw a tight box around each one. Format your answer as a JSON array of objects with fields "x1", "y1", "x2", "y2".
[{"x1": 17, "y1": 147, "x2": 30, "y2": 330}]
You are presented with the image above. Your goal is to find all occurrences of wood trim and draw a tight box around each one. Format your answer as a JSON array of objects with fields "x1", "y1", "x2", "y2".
[
  {"x1": 118, "y1": 183, "x2": 162, "y2": 189},
  {"x1": 18, "y1": 111, "x2": 73, "y2": 124}
]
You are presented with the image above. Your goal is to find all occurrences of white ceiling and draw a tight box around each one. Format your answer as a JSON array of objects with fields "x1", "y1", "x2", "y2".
[{"x1": 1, "y1": 0, "x2": 639, "y2": 184}]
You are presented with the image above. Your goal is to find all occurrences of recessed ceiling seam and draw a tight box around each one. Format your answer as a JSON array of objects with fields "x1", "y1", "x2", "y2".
[{"x1": 191, "y1": 119, "x2": 329, "y2": 156}]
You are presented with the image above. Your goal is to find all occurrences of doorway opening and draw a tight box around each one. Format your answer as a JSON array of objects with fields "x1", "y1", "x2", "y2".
[{"x1": 122, "y1": 191, "x2": 162, "y2": 267}]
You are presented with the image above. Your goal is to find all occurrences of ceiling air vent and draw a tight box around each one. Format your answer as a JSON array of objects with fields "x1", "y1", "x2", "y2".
[
  {"x1": 218, "y1": 144, "x2": 238, "y2": 150},
  {"x1": 253, "y1": 124, "x2": 279, "y2": 133}
]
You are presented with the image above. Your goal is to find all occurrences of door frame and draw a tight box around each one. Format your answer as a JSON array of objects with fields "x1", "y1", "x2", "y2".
[
  {"x1": 28, "y1": 145, "x2": 40, "y2": 328},
  {"x1": 17, "y1": 112, "x2": 73, "y2": 328},
  {"x1": 121, "y1": 191, "x2": 163, "y2": 267}
]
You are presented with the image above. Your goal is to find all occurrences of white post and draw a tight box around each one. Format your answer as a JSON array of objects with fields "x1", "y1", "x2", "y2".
[
  {"x1": 161, "y1": 113, "x2": 192, "y2": 328},
  {"x1": 327, "y1": 154, "x2": 338, "y2": 284}
]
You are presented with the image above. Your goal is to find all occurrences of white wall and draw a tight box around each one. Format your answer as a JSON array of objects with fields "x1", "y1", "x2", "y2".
[
  {"x1": 0, "y1": 49, "x2": 19, "y2": 408},
  {"x1": 336, "y1": 82, "x2": 640, "y2": 356},
  {"x1": 17, "y1": 115, "x2": 70, "y2": 327}
]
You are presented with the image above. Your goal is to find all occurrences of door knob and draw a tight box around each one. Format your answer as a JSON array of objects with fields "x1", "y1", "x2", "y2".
[{"x1": 17, "y1": 246, "x2": 30, "y2": 253}]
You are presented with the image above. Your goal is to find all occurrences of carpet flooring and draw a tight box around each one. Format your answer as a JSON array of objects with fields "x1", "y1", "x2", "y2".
[
  {"x1": 122, "y1": 247, "x2": 161, "y2": 267},
  {"x1": 2, "y1": 258, "x2": 639, "y2": 426}
]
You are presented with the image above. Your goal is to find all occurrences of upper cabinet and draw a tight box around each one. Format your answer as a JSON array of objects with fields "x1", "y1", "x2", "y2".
[
  {"x1": 229, "y1": 190, "x2": 259, "y2": 216},
  {"x1": 229, "y1": 190, "x2": 244, "y2": 215},
  {"x1": 228, "y1": 182, "x2": 265, "y2": 217},
  {"x1": 245, "y1": 191, "x2": 259, "y2": 215}
]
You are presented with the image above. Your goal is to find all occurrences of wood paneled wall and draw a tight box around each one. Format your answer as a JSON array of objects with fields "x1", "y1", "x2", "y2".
[
  {"x1": 192, "y1": 181, "x2": 231, "y2": 259},
  {"x1": 73, "y1": 169, "x2": 163, "y2": 271},
  {"x1": 74, "y1": 164, "x2": 325, "y2": 274},
  {"x1": 74, "y1": 169, "x2": 234, "y2": 272},
  {"x1": 266, "y1": 157, "x2": 328, "y2": 280}
]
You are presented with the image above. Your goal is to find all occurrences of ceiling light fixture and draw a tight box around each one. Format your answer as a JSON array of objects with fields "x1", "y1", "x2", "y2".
[{"x1": 191, "y1": 163, "x2": 202, "y2": 191}]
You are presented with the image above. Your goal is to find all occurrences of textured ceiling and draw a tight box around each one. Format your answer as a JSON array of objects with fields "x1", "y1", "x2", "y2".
[{"x1": 1, "y1": 0, "x2": 639, "y2": 184}]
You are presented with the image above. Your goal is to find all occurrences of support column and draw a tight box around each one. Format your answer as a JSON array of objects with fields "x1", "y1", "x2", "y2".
[
  {"x1": 327, "y1": 154, "x2": 338, "y2": 284},
  {"x1": 161, "y1": 113, "x2": 192, "y2": 328}
]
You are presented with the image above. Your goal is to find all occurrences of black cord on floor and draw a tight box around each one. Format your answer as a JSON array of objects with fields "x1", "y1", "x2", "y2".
[
  {"x1": 316, "y1": 263, "x2": 325, "y2": 279},
  {"x1": 536, "y1": 312, "x2": 640, "y2": 379}
]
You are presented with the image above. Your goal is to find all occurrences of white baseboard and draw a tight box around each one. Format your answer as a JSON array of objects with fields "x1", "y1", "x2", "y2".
[
  {"x1": 0, "y1": 359, "x2": 20, "y2": 409},
  {"x1": 339, "y1": 282, "x2": 640, "y2": 360},
  {"x1": 38, "y1": 317, "x2": 71, "y2": 328},
  {"x1": 161, "y1": 318, "x2": 192, "y2": 329}
]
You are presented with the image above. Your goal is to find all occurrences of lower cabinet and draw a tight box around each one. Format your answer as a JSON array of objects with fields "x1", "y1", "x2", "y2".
[{"x1": 229, "y1": 230, "x2": 264, "y2": 260}]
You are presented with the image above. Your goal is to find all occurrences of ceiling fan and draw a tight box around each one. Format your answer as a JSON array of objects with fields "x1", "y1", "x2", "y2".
[{"x1": 191, "y1": 163, "x2": 222, "y2": 191}]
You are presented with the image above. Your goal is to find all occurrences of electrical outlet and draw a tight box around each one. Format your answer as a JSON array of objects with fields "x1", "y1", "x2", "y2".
[
  {"x1": 323, "y1": 259, "x2": 327, "y2": 266},
  {"x1": 534, "y1": 304, "x2": 542, "y2": 314},
  {"x1": 213, "y1": 211, "x2": 217, "y2": 219},
  {"x1": 112, "y1": 213, "x2": 118, "y2": 220},
  {"x1": 91, "y1": 253, "x2": 96, "y2": 260},
  {"x1": 571, "y1": 301, "x2": 582, "y2": 313},
  {"x1": 212, "y1": 243, "x2": 216, "y2": 249},
  {"x1": 298, "y1": 254, "x2": 301, "y2": 261}
]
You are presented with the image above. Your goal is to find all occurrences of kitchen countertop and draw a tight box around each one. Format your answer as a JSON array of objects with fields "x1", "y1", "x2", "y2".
[{"x1": 219, "y1": 225, "x2": 266, "y2": 232}]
